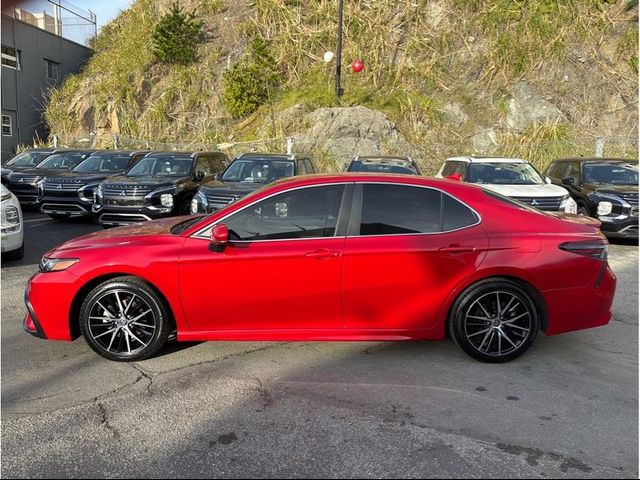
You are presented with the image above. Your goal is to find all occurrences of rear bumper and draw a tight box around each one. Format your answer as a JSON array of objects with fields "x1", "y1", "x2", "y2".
[{"x1": 543, "y1": 263, "x2": 616, "y2": 335}]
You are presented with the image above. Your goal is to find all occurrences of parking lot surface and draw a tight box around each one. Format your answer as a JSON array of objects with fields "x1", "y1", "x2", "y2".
[{"x1": 1, "y1": 212, "x2": 638, "y2": 478}]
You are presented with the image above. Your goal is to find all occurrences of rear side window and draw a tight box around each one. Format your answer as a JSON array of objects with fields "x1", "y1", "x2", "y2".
[{"x1": 358, "y1": 184, "x2": 478, "y2": 235}]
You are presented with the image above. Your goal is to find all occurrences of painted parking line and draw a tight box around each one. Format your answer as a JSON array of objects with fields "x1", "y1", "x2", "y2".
[{"x1": 23, "y1": 217, "x2": 54, "y2": 224}]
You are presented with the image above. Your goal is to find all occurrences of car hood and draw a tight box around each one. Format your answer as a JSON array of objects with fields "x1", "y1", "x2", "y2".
[
  {"x1": 102, "y1": 175, "x2": 182, "y2": 189},
  {"x1": 199, "y1": 180, "x2": 264, "y2": 196},
  {"x1": 48, "y1": 215, "x2": 197, "y2": 254},
  {"x1": 46, "y1": 171, "x2": 116, "y2": 184},
  {"x1": 586, "y1": 184, "x2": 639, "y2": 196},
  {"x1": 480, "y1": 183, "x2": 569, "y2": 197},
  {"x1": 2, "y1": 165, "x2": 35, "y2": 175},
  {"x1": 10, "y1": 167, "x2": 71, "y2": 178}
]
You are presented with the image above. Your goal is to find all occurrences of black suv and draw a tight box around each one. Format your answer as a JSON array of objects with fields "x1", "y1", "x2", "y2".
[
  {"x1": 6, "y1": 150, "x2": 95, "y2": 206},
  {"x1": 94, "y1": 151, "x2": 229, "y2": 226},
  {"x1": 344, "y1": 155, "x2": 422, "y2": 175},
  {"x1": 39, "y1": 150, "x2": 148, "y2": 220},
  {"x1": 1, "y1": 148, "x2": 59, "y2": 184},
  {"x1": 191, "y1": 153, "x2": 318, "y2": 214},
  {"x1": 546, "y1": 158, "x2": 639, "y2": 238}
]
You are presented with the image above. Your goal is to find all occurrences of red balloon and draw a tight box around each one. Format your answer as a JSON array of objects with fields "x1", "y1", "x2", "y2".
[{"x1": 351, "y1": 59, "x2": 364, "y2": 73}]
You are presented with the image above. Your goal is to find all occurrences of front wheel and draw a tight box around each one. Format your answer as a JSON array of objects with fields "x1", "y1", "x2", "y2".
[
  {"x1": 449, "y1": 279, "x2": 539, "y2": 363},
  {"x1": 79, "y1": 276, "x2": 170, "y2": 361},
  {"x1": 577, "y1": 206, "x2": 589, "y2": 216}
]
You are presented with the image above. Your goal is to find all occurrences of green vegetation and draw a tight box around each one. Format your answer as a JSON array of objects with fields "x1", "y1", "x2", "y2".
[{"x1": 151, "y1": 2, "x2": 203, "y2": 65}]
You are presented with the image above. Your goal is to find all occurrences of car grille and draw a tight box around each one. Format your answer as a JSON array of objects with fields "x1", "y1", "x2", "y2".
[
  {"x1": 510, "y1": 196, "x2": 563, "y2": 211},
  {"x1": 618, "y1": 192, "x2": 639, "y2": 206},
  {"x1": 9, "y1": 175, "x2": 39, "y2": 186},
  {"x1": 205, "y1": 193, "x2": 239, "y2": 209},
  {"x1": 43, "y1": 179, "x2": 82, "y2": 191},
  {"x1": 44, "y1": 190, "x2": 78, "y2": 199},
  {"x1": 104, "y1": 198, "x2": 146, "y2": 207},
  {"x1": 103, "y1": 185, "x2": 155, "y2": 197}
]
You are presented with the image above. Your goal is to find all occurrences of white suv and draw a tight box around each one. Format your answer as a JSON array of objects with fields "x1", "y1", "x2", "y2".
[
  {"x1": 436, "y1": 156, "x2": 577, "y2": 213},
  {"x1": 1, "y1": 184, "x2": 24, "y2": 260}
]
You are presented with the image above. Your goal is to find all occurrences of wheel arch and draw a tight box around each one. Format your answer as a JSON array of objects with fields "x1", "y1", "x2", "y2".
[{"x1": 69, "y1": 273, "x2": 177, "y2": 340}]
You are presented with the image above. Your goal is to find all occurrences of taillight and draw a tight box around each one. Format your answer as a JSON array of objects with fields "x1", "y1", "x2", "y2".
[{"x1": 559, "y1": 240, "x2": 608, "y2": 261}]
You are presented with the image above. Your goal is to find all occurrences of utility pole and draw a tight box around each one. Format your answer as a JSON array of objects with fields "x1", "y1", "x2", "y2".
[{"x1": 335, "y1": 0, "x2": 344, "y2": 98}]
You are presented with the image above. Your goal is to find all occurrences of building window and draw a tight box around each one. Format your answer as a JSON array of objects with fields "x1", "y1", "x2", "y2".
[
  {"x1": 2, "y1": 116, "x2": 12, "y2": 136},
  {"x1": 1, "y1": 45, "x2": 19, "y2": 69},
  {"x1": 45, "y1": 59, "x2": 59, "y2": 81}
]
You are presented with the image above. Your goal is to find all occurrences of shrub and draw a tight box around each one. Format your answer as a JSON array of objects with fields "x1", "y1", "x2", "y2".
[{"x1": 151, "y1": 2, "x2": 203, "y2": 65}]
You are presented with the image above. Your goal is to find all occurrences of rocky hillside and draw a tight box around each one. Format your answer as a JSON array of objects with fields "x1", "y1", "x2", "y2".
[{"x1": 45, "y1": 0, "x2": 638, "y2": 172}]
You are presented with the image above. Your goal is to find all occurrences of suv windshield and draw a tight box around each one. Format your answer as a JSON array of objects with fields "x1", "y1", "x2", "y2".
[
  {"x1": 127, "y1": 155, "x2": 193, "y2": 177},
  {"x1": 5, "y1": 150, "x2": 51, "y2": 167},
  {"x1": 467, "y1": 162, "x2": 544, "y2": 185},
  {"x1": 348, "y1": 159, "x2": 418, "y2": 174},
  {"x1": 221, "y1": 159, "x2": 294, "y2": 183},
  {"x1": 583, "y1": 163, "x2": 638, "y2": 185},
  {"x1": 36, "y1": 152, "x2": 90, "y2": 170},
  {"x1": 73, "y1": 153, "x2": 132, "y2": 173}
]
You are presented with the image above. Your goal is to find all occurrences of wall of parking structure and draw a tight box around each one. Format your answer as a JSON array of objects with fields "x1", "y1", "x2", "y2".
[{"x1": 44, "y1": 133, "x2": 638, "y2": 175}]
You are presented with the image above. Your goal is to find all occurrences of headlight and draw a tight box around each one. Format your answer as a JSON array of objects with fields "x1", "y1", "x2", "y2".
[
  {"x1": 37, "y1": 179, "x2": 45, "y2": 199},
  {"x1": 560, "y1": 195, "x2": 577, "y2": 214},
  {"x1": 4, "y1": 205, "x2": 19, "y2": 225},
  {"x1": 145, "y1": 186, "x2": 177, "y2": 208},
  {"x1": 39, "y1": 257, "x2": 79, "y2": 272},
  {"x1": 78, "y1": 183, "x2": 99, "y2": 203},
  {"x1": 597, "y1": 201, "x2": 613, "y2": 216},
  {"x1": 160, "y1": 193, "x2": 174, "y2": 207},
  {"x1": 191, "y1": 190, "x2": 206, "y2": 214},
  {"x1": 94, "y1": 185, "x2": 103, "y2": 204}
]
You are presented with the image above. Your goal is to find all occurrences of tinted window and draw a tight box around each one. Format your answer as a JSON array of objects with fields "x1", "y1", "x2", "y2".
[
  {"x1": 360, "y1": 184, "x2": 442, "y2": 235},
  {"x1": 467, "y1": 162, "x2": 544, "y2": 185},
  {"x1": 225, "y1": 185, "x2": 344, "y2": 241},
  {"x1": 73, "y1": 153, "x2": 132, "y2": 173},
  {"x1": 196, "y1": 157, "x2": 215, "y2": 175},
  {"x1": 297, "y1": 160, "x2": 308, "y2": 175},
  {"x1": 221, "y1": 158, "x2": 295, "y2": 183},
  {"x1": 583, "y1": 163, "x2": 638, "y2": 185},
  {"x1": 36, "y1": 152, "x2": 90, "y2": 170},
  {"x1": 304, "y1": 159, "x2": 315, "y2": 173},
  {"x1": 546, "y1": 162, "x2": 567, "y2": 179},
  {"x1": 565, "y1": 162, "x2": 580, "y2": 180},
  {"x1": 6, "y1": 150, "x2": 50, "y2": 166},
  {"x1": 443, "y1": 194, "x2": 478, "y2": 230},
  {"x1": 127, "y1": 155, "x2": 193, "y2": 177},
  {"x1": 209, "y1": 154, "x2": 228, "y2": 172}
]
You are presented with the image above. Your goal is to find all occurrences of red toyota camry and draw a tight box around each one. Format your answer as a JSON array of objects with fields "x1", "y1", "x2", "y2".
[{"x1": 24, "y1": 174, "x2": 616, "y2": 363}]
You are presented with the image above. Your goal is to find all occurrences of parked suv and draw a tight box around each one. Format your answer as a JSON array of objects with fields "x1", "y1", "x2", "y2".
[
  {"x1": 6, "y1": 150, "x2": 95, "y2": 206},
  {"x1": 191, "y1": 153, "x2": 317, "y2": 214},
  {"x1": 436, "y1": 156, "x2": 577, "y2": 213},
  {"x1": 344, "y1": 155, "x2": 421, "y2": 175},
  {"x1": 546, "y1": 158, "x2": 638, "y2": 238},
  {"x1": 1, "y1": 148, "x2": 58, "y2": 184},
  {"x1": 39, "y1": 150, "x2": 148, "y2": 220},
  {"x1": 94, "y1": 151, "x2": 228, "y2": 226}
]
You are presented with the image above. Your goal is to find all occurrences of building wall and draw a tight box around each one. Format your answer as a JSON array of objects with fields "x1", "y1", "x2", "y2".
[{"x1": 1, "y1": 14, "x2": 92, "y2": 161}]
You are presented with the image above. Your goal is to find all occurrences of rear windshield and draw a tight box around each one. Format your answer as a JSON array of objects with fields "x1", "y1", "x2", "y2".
[{"x1": 348, "y1": 160, "x2": 418, "y2": 175}]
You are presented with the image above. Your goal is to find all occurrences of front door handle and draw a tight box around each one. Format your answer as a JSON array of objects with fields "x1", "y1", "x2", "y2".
[
  {"x1": 305, "y1": 249, "x2": 341, "y2": 260},
  {"x1": 439, "y1": 244, "x2": 476, "y2": 254}
]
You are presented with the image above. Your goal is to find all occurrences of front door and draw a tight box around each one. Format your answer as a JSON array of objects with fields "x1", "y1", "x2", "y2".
[{"x1": 179, "y1": 184, "x2": 349, "y2": 332}]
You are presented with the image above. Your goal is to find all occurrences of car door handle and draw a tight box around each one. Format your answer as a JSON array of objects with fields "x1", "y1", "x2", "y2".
[
  {"x1": 439, "y1": 245, "x2": 476, "y2": 254},
  {"x1": 305, "y1": 249, "x2": 341, "y2": 259}
]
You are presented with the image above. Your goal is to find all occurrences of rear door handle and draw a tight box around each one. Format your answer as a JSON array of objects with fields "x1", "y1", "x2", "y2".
[
  {"x1": 305, "y1": 249, "x2": 341, "y2": 260},
  {"x1": 439, "y1": 245, "x2": 476, "y2": 254}
]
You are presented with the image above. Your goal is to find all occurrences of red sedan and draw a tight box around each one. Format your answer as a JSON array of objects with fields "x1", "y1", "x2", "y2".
[{"x1": 24, "y1": 174, "x2": 616, "y2": 362}]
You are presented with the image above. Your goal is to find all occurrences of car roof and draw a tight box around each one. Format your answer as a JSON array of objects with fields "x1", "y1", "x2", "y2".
[
  {"x1": 446, "y1": 156, "x2": 527, "y2": 163},
  {"x1": 143, "y1": 151, "x2": 220, "y2": 158},
  {"x1": 352, "y1": 155, "x2": 412, "y2": 162},
  {"x1": 552, "y1": 157, "x2": 638, "y2": 163}
]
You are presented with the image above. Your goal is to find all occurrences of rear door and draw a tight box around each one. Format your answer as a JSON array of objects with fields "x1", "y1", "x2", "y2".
[{"x1": 342, "y1": 182, "x2": 488, "y2": 331}]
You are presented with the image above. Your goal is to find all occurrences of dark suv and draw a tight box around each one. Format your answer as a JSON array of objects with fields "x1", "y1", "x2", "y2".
[
  {"x1": 546, "y1": 158, "x2": 639, "y2": 238},
  {"x1": 6, "y1": 150, "x2": 95, "y2": 206},
  {"x1": 1, "y1": 148, "x2": 59, "y2": 184},
  {"x1": 39, "y1": 150, "x2": 148, "y2": 220},
  {"x1": 191, "y1": 153, "x2": 318, "y2": 214},
  {"x1": 344, "y1": 155, "x2": 422, "y2": 175},
  {"x1": 94, "y1": 151, "x2": 229, "y2": 226}
]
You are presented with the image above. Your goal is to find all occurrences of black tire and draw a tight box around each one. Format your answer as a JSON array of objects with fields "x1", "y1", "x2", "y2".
[
  {"x1": 577, "y1": 206, "x2": 589, "y2": 216},
  {"x1": 3, "y1": 242, "x2": 24, "y2": 261},
  {"x1": 449, "y1": 279, "x2": 539, "y2": 363},
  {"x1": 47, "y1": 213, "x2": 68, "y2": 221},
  {"x1": 79, "y1": 276, "x2": 170, "y2": 361}
]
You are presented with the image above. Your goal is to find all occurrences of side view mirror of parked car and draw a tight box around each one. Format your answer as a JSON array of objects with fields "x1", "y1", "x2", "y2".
[
  {"x1": 192, "y1": 170, "x2": 205, "y2": 182},
  {"x1": 211, "y1": 223, "x2": 229, "y2": 247},
  {"x1": 561, "y1": 177, "x2": 576, "y2": 186}
]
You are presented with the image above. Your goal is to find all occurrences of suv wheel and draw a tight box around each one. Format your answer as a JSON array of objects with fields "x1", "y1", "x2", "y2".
[{"x1": 79, "y1": 276, "x2": 170, "y2": 361}]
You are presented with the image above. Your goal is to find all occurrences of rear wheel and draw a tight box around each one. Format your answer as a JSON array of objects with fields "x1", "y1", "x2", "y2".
[
  {"x1": 79, "y1": 276, "x2": 170, "y2": 361},
  {"x1": 449, "y1": 279, "x2": 539, "y2": 363},
  {"x1": 577, "y1": 206, "x2": 589, "y2": 216}
]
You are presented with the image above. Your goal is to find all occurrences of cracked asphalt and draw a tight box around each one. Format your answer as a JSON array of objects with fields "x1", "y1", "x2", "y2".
[{"x1": 1, "y1": 212, "x2": 638, "y2": 478}]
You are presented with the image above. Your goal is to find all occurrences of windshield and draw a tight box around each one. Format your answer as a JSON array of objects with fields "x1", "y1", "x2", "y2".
[
  {"x1": 348, "y1": 160, "x2": 418, "y2": 174},
  {"x1": 126, "y1": 155, "x2": 192, "y2": 177},
  {"x1": 6, "y1": 150, "x2": 51, "y2": 167},
  {"x1": 583, "y1": 163, "x2": 638, "y2": 186},
  {"x1": 220, "y1": 159, "x2": 294, "y2": 183},
  {"x1": 467, "y1": 162, "x2": 544, "y2": 185},
  {"x1": 36, "y1": 152, "x2": 91, "y2": 170},
  {"x1": 73, "y1": 153, "x2": 132, "y2": 173}
]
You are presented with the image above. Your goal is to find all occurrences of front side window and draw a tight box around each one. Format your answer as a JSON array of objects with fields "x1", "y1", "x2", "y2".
[
  {"x1": 221, "y1": 159, "x2": 295, "y2": 184},
  {"x1": 126, "y1": 155, "x2": 193, "y2": 177},
  {"x1": 359, "y1": 184, "x2": 478, "y2": 236},
  {"x1": 6, "y1": 150, "x2": 50, "y2": 166},
  {"x1": 2, "y1": 115, "x2": 12, "y2": 136},
  {"x1": 546, "y1": 162, "x2": 567, "y2": 179},
  {"x1": 583, "y1": 163, "x2": 638, "y2": 186},
  {"x1": 73, "y1": 154, "x2": 132, "y2": 173},
  {"x1": 36, "y1": 152, "x2": 89, "y2": 169},
  {"x1": 195, "y1": 157, "x2": 215, "y2": 175},
  {"x1": 467, "y1": 162, "x2": 544, "y2": 185},
  {"x1": 225, "y1": 185, "x2": 344, "y2": 241}
]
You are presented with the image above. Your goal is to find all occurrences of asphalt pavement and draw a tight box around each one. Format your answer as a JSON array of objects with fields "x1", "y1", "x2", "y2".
[{"x1": 1, "y1": 212, "x2": 638, "y2": 478}]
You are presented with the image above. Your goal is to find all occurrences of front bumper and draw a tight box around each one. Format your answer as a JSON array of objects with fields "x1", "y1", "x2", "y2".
[
  {"x1": 1, "y1": 227, "x2": 23, "y2": 252},
  {"x1": 600, "y1": 216, "x2": 639, "y2": 239},
  {"x1": 24, "y1": 272, "x2": 78, "y2": 341},
  {"x1": 10, "y1": 185, "x2": 39, "y2": 206},
  {"x1": 40, "y1": 195, "x2": 91, "y2": 217},
  {"x1": 93, "y1": 204, "x2": 174, "y2": 226}
]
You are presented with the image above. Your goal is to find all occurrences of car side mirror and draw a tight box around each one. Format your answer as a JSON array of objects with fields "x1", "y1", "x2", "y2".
[
  {"x1": 192, "y1": 170, "x2": 205, "y2": 182},
  {"x1": 561, "y1": 177, "x2": 575, "y2": 186},
  {"x1": 211, "y1": 224, "x2": 229, "y2": 247},
  {"x1": 214, "y1": 172, "x2": 221, "y2": 180},
  {"x1": 545, "y1": 176, "x2": 552, "y2": 184},
  {"x1": 445, "y1": 173, "x2": 463, "y2": 182}
]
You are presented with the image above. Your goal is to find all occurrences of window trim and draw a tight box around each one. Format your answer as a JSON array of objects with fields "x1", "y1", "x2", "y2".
[
  {"x1": 347, "y1": 181, "x2": 482, "y2": 238},
  {"x1": 191, "y1": 181, "x2": 482, "y2": 242},
  {"x1": 192, "y1": 182, "x2": 352, "y2": 242},
  {"x1": 1, "y1": 115, "x2": 12, "y2": 136},
  {"x1": 45, "y1": 58, "x2": 59, "y2": 81}
]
